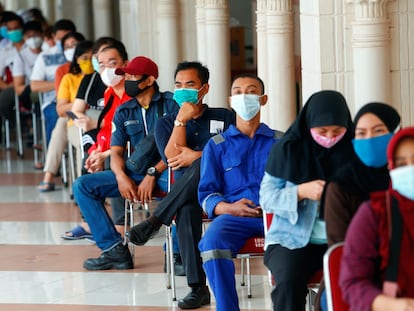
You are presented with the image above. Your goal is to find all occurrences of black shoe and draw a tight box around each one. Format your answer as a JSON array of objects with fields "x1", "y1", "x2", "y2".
[
  {"x1": 127, "y1": 219, "x2": 159, "y2": 246},
  {"x1": 177, "y1": 285, "x2": 211, "y2": 309},
  {"x1": 164, "y1": 253, "x2": 186, "y2": 276},
  {"x1": 83, "y1": 243, "x2": 133, "y2": 270}
]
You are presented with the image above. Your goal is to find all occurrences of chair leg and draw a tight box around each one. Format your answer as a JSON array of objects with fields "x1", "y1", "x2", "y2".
[
  {"x1": 240, "y1": 257, "x2": 245, "y2": 286},
  {"x1": 14, "y1": 94, "x2": 23, "y2": 157},
  {"x1": 165, "y1": 224, "x2": 176, "y2": 301},
  {"x1": 124, "y1": 199, "x2": 135, "y2": 264},
  {"x1": 61, "y1": 153, "x2": 68, "y2": 187},
  {"x1": 32, "y1": 105, "x2": 41, "y2": 167},
  {"x1": 246, "y1": 257, "x2": 252, "y2": 298},
  {"x1": 4, "y1": 118, "x2": 10, "y2": 149}
]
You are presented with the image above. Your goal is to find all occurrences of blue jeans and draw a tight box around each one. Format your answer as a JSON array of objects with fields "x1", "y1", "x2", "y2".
[
  {"x1": 42, "y1": 101, "x2": 58, "y2": 146},
  {"x1": 73, "y1": 169, "x2": 167, "y2": 252}
]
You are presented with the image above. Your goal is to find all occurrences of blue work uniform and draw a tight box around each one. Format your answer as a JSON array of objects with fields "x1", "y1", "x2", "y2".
[{"x1": 198, "y1": 123, "x2": 279, "y2": 311}]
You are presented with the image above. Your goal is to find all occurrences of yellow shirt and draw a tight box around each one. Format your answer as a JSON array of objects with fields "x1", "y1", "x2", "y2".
[{"x1": 57, "y1": 72, "x2": 84, "y2": 103}]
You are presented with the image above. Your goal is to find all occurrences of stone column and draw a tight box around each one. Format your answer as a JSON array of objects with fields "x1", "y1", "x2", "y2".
[
  {"x1": 195, "y1": 0, "x2": 207, "y2": 64},
  {"x1": 348, "y1": 0, "x2": 391, "y2": 111},
  {"x1": 157, "y1": 0, "x2": 181, "y2": 91},
  {"x1": 203, "y1": 0, "x2": 230, "y2": 108},
  {"x1": 39, "y1": 0, "x2": 56, "y2": 23},
  {"x1": 265, "y1": 0, "x2": 296, "y2": 131},
  {"x1": 256, "y1": 0, "x2": 269, "y2": 124},
  {"x1": 92, "y1": 0, "x2": 114, "y2": 38}
]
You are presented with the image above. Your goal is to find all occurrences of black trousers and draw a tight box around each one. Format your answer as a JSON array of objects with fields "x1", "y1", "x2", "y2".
[
  {"x1": 153, "y1": 158, "x2": 205, "y2": 287},
  {"x1": 264, "y1": 243, "x2": 326, "y2": 311}
]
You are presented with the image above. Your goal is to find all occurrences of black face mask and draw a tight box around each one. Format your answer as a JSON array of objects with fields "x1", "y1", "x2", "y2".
[{"x1": 124, "y1": 75, "x2": 149, "y2": 98}]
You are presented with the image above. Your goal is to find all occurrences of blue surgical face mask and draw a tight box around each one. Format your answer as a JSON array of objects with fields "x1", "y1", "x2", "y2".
[
  {"x1": 173, "y1": 86, "x2": 204, "y2": 107},
  {"x1": 352, "y1": 133, "x2": 393, "y2": 167},
  {"x1": 55, "y1": 40, "x2": 62, "y2": 53},
  {"x1": 7, "y1": 29, "x2": 23, "y2": 43},
  {"x1": 92, "y1": 56, "x2": 100, "y2": 72},
  {"x1": 0, "y1": 26, "x2": 8, "y2": 39},
  {"x1": 231, "y1": 94, "x2": 261, "y2": 121},
  {"x1": 390, "y1": 165, "x2": 414, "y2": 200}
]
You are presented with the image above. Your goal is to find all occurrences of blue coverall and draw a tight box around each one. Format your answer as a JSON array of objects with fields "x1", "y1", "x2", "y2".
[{"x1": 198, "y1": 123, "x2": 278, "y2": 311}]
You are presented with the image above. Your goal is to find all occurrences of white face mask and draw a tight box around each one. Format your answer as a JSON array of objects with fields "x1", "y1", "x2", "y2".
[
  {"x1": 100, "y1": 67, "x2": 123, "y2": 87},
  {"x1": 231, "y1": 94, "x2": 261, "y2": 121},
  {"x1": 41, "y1": 40, "x2": 52, "y2": 53},
  {"x1": 25, "y1": 36, "x2": 43, "y2": 50},
  {"x1": 64, "y1": 47, "x2": 75, "y2": 62},
  {"x1": 390, "y1": 165, "x2": 414, "y2": 200}
]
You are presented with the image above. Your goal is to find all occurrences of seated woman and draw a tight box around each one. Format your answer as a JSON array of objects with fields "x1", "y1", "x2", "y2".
[
  {"x1": 316, "y1": 103, "x2": 400, "y2": 310},
  {"x1": 260, "y1": 90, "x2": 356, "y2": 311},
  {"x1": 340, "y1": 127, "x2": 414, "y2": 311},
  {"x1": 38, "y1": 39, "x2": 93, "y2": 191}
]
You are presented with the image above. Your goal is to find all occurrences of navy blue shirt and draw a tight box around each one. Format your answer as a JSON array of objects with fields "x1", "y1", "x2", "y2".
[
  {"x1": 111, "y1": 90, "x2": 178, "y2": 148},
  {"x1": 155, "y1": 104, "x2": 235, "y2": 178}
]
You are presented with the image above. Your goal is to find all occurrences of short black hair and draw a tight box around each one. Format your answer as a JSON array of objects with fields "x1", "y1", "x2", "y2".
[
  {"x1": 3, "y1": 11, "x2": 23, "y2": 26},
  {"x1": 23, "y1": 20, "x2": 43, "y2": 34},
  {"x1": 52, "y1": 19, "x2": 76, "y2": 33},
  {"x1": 232, "y1": 73, "x2": 265, "y2": 95},
  {"x1": 92, "y1": 36, "x2": 118, "y2": 54},
  {"x1": 100, "y1": 40, "x2": 128, "y2": 62},
  {"x1": 61, "y1": 31, "x2": 85, "y2": 49},
  {"x1": 174, "y1": 61, "x2": 209, "y2": 85}
]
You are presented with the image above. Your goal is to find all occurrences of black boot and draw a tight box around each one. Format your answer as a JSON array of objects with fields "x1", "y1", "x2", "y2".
[
  {"x1": 83, "y1": 243, "x2": 133, "y2": 270},
  {"x1": 177, "y1": 285, "x2": 211, "y2": 309},
  {"x1": 127, "y1": 217, "x2": 160, "y2": 245}
]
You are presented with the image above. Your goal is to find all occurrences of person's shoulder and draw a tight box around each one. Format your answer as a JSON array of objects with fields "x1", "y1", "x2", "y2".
[
  {"x1": 160, "y1": 90, "x2": 174, "y2": 100},
  {"x1": 116, "y1": 97, "x2": 138, "y2": 111}
]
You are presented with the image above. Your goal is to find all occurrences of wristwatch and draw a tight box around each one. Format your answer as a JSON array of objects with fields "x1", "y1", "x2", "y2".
[
  {"x1": 174, "y1": 119, "x2": 186, "y2": 127},
  {"x1": 146, "y1": 166, "x2": 159, "y2": 177}
]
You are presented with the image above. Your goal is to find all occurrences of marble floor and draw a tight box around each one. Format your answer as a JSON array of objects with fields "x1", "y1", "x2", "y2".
[{"x1": 0, "y1": 145, "x2": 272, "y2": 311}]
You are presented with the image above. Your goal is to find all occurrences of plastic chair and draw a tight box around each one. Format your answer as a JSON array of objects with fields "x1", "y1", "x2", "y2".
[
  {"x1": 324, "y1": 242, "x2": 349, "y2": 311},
  {"x1": 234, "y1": 212, "x2": 274, "y2": 298}
]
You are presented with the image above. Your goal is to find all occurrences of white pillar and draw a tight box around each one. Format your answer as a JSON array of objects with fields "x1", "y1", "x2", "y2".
[
  {"x1": 204, "y1": 0, "x2": 230, "y2": 108},
  {"x1": 256, "y1": 0, "x2": 269, "y2": 124},
  {"x1": 39, "y1": 0, "x2": 55, "y2": 23},
  {"x1": 265, "y1": 0, "x2": 296, "y2": 131},
  {"x1": 92, "y1": 0, "x2": 114, "y2": 38},
  {"x1": 195, "y1": 0, "x2": 207, "y2": 65},
  {"x1": 157, "y1": 0, "x2": 181, "y2": 91},
  {"x1": 60, "y1": 0, "x2": 93, "y2": 39},
  {"x1": 348, "y1": 0, "x2": 391, "y2": 111}
]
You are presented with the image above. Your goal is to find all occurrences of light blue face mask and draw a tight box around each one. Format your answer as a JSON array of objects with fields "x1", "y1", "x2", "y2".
[
  {"x1": 92, "y1": 56, "x2": 100, "y2": 72},
  {"x1": 352, "y1": 133, "x2": 393, "y2": 167},
  {"x1": 173, "y1": 86, "x2": 203, "y2": 107},
  {"x1": 390, "y1": 165, "x2": 414, "y2": 200},
  {"x1": 7, "y1": 29, "x2": 23, "y2": 43},
  {"x1": 0, "y1": 26, "x2": 8, "y2": 39}
]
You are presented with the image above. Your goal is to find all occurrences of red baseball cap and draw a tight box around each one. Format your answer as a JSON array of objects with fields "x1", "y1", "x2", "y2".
[{"x1": 115, "y1": 56, "x2": 158, "y2": 79}]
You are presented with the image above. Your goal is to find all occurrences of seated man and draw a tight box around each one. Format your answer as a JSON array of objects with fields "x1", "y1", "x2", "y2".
[
  {"x1": 128, "y1": 61, "x2": 235, "y2": 309},
  {"x1": 198, "y1": 74, "x2": 282, "y2": 311},
  {"x1": 72, "y1": 56, "x2": 178, "y2": 270}
]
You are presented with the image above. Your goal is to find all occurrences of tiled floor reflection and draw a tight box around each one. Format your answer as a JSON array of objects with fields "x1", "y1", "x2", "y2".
[{"x1": 0, "y1": 148, "x2": 272, "y2": 310}]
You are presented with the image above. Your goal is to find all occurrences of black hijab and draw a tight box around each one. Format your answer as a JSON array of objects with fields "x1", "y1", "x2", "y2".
[
  {"x1": 265, "y1": 90, "x2": 355, "y2": 184},
  {"x1": 332, "y1": 102, "x2": 400, "y2": 198}
]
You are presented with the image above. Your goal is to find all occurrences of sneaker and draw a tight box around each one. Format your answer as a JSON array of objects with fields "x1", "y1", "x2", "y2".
[
  {"x1": 127, "y1": 219, "x2": 159, "y2": 246},
  {"x1": 177, "y1": 285, "x2": 211, "y2": 309},
  {"x1": 83, "y1": 243, "x2": 133, "y2": 270}
]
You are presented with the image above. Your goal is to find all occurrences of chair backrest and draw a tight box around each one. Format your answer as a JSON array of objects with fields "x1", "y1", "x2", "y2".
[{"x1": 324, "y1": 242, "x2": 349, "y2": 311}]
